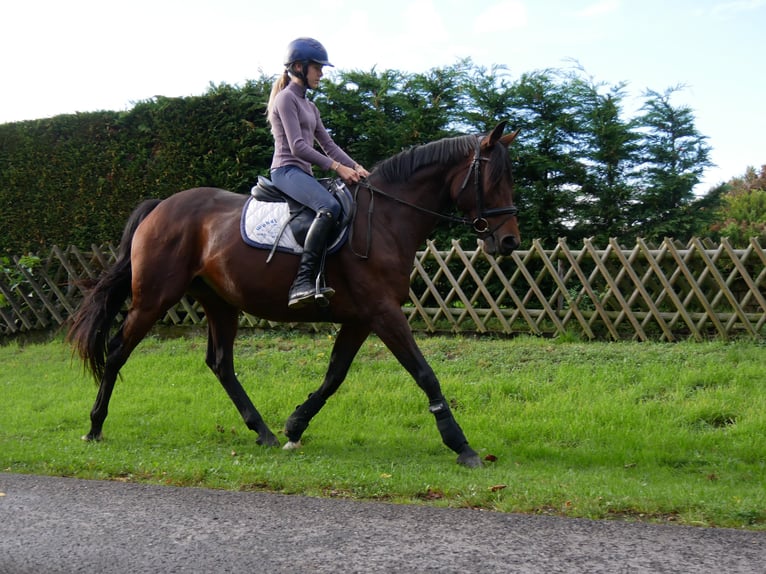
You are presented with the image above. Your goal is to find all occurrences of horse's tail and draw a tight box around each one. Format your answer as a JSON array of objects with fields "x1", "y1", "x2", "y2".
[{"x1": 67, "y1": 199, "x2": 163, "y2": 383}]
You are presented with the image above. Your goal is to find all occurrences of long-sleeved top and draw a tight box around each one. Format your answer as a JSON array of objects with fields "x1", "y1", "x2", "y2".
[{"x1": 270, "y1": 81, "x2": 355, "y2": 175}]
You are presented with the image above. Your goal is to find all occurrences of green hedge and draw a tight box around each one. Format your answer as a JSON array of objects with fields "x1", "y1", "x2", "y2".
[
  {"x1": 0, "y1": 81, "x2": 274, "y2": 254},
  {"x1": 1, "y1": 64, "x2": 724, "y2": 255}
]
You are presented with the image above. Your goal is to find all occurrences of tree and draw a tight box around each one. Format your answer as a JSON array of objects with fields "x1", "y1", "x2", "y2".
[
  {"x1": 569, "y1": 77, "x2": 642, "y2": 245},
  {"x1": 634, "y1": 87, "x2": 718, "y2": 241},
  {"x1": 712, "y1": 165, "x2": 766, "y2": 247},
  {"x1": 457, "y1": 60, "x2": 517, "y2": 133},
  {"x1": 506, "y1": 70, "x2": 587, "y2": 246},
  {"x1": 314, "y1": 64, "x2": 463, "y2": 171},
  {"x1": 313, "y1": 68, "x2": 409, "y2": 169},
  {"x1": 0, "y1": 62, "x2": 724, "y2": 254}
]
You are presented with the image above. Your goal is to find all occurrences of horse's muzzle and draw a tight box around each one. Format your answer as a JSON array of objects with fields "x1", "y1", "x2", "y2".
[
  {"x1": 499, "y1": 234, "x2": 519, "y2": 255},
  {"x1": 483, "y1": 234, "x2": 519, "y2": 256}
]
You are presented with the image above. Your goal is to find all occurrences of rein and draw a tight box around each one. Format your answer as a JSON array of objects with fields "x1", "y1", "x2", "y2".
[
  {"x1": 355, "y1": 180, "x2": 472, "y2": 226},
  {"x1": 348, "y1": 137, "x2": 519, "y2": 259}
]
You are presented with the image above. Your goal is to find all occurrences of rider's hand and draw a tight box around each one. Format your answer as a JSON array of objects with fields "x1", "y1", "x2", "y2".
[{"x1": 335, "y1": 163, "x2": 362, "y2": 183}]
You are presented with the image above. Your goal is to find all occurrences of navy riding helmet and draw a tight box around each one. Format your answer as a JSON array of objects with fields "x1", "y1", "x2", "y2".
[{"x1": 284, "y1": 37, "x2": 333, "y2": 67}]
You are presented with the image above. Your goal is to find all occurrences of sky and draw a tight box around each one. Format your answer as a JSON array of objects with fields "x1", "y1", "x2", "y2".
[{"x1": 1, "y1": 0, "x2": 764, "y2": 192}]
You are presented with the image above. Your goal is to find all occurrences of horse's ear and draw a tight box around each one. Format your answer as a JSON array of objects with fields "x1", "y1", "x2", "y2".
[
  {"x1": 500, "y1": 128, "x2": 521, "y2": 147},
  {"x1": 482, "y1": 120, "x2": 510, "y2": 148}
]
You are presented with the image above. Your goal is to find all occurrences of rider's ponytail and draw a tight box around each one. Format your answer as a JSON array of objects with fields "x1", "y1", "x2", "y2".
[{"x1": 266, "y1": 69, "x2": 291, "y2": 124}]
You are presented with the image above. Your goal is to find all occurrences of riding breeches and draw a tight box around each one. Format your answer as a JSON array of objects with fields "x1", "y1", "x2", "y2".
[{"x1": 270, "y1": 166, "x2": 341, "y2": 219}]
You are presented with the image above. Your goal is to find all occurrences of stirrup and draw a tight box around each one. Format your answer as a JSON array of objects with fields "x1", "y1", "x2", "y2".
[
  {"x1": 288, "y1": 285, "x2": 334, "y2": 309},
  {"x1": 311, "y1": 246, "x2": 334, "y2": 307},
  {"x1": 313, "y1": 279, "x2": 335, "y2": 307}
]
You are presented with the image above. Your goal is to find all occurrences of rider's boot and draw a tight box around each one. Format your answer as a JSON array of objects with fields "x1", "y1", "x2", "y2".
[{"x1": 288, "y1": 209, "x2": 336, "y2": 309}]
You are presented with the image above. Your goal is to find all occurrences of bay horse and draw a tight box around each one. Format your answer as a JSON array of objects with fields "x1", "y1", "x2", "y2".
[{"x1": 67, "y1": 121, "x2": 520, "y2": 467}]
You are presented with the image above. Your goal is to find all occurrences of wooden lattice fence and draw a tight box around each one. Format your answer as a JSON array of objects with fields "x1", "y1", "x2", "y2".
[
  {"x1": 1, "y1": 238, "x2": 764, "y2": 341},
  {"x1": 407, "y1": 237, "x2": 765, "y2": 340}
]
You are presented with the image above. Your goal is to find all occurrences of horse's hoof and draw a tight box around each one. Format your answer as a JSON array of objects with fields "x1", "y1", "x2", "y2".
[
  {"x1": 457, "y1": 449, "x2": 483, "y2": 468},
  {"x1": 81, "y1": 432, "x2": 102, "y2": 442},
  {"x1": 282, "y1": 440, "x2": 302, "y2": 450},
  {"x1": 256, "y1": 434, "x2": 280, "y2": 448}
]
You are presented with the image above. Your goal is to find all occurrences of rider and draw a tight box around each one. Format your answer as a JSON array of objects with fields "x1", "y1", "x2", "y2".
[{"x1": 267, "y1": 37, "x2": 370, "y2": 309}]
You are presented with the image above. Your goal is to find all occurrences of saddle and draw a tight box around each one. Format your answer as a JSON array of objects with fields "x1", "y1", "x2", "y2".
[{"x1": 241, "y1": 176, "x2": 355, "y2": 260}]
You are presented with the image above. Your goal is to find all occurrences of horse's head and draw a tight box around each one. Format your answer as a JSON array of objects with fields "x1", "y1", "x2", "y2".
[{"x1": 452, "y1": 121, "x2": 520, "y2": 256}]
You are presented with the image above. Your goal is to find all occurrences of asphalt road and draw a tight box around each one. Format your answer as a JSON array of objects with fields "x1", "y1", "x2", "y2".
[{"x1": 0, "y1": 472, "x2": 763, "y2": 573}]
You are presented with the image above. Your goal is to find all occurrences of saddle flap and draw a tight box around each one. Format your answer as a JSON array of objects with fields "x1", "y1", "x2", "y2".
[
  {"x1": 252, "y1": 176, "x2": 354, "y2": 226},
  {"x1": 251, "y1": 176, "x2": 286, "y2": 202},
  {"x1": 247, "y1": 176, "x2": 354, "y2": 246},
  {"x1": 330, "y1": 180, "x2": 355, "y2": 229}
]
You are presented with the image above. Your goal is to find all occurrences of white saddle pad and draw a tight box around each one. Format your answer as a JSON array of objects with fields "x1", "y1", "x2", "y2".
[
  {"x1": 240, "y1": 197, "x2": 302, "y2": 254},
  {"x1": 240, "y1": 196, "x2": 349, "y2": 256}
]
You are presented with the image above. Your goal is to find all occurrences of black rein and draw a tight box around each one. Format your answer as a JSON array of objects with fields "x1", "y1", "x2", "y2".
[
  {"x1": 348, "y1": 136, "x2": 519, "y2": 258},
  {"x1": 357, "y1": 136, "x2": 518, "y2": 226}
]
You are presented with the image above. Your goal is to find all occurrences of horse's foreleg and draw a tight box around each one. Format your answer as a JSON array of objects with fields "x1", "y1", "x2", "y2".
[
  {"x1": 372, "y1": 310, "x2": 482, "y2": 468},
  {"x1": 283, "y1": 322, "x2": 370, "y2": 448},
  {"x1": 204, "y1": 306, "x2": 279, "y2": 447}
]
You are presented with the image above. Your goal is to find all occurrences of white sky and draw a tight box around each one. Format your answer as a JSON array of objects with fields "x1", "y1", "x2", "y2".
[{"x1": 1, "y1": 0, "x2": 764, "y2": 192}]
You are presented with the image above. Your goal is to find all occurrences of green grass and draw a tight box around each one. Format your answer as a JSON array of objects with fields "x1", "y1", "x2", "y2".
[{"x1": 1, "y1": 332, "x2": 765, "y2": 529}]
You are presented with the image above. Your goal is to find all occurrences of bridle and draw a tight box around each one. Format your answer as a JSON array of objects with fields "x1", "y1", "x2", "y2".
[
  {"x1": 455, "y1": 136, "x2": 519, "y2": 233},
  {"x1": 349, "y1": 136, "x2": 519, "y2": 258}
]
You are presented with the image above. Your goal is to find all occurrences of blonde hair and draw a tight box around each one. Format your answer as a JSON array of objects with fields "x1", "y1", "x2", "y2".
[{"x1": 267, "y1": 69, "x2": 291, "y2": 124}]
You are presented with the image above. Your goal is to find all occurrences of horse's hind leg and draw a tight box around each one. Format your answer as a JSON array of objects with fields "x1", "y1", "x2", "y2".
[
  {"x1": 283, "y1": 322, "x2": 371, "y2": 448},
  {"x1": 83, "y1": 329, "x2": 123, "y2": 441},
  {"x1": 84, "y1": 308, "x2": 158, "y2": 441},
  {"x1": 203, "y1": 300, "x2": 279, "y2": 447}
]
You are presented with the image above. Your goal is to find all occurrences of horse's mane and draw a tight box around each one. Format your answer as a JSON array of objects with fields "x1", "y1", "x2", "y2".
[
  {"x1": 372, "y1": 133, "x2": 512, "y2": 188},
  {"x1": 373, "y1": 135, "x2": 476, "y2": 183}
]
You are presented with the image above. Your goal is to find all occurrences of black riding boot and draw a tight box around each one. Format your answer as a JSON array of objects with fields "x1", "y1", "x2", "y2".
[{"x1": 288, "y1": 209, "x2": 336, "y2": 309}]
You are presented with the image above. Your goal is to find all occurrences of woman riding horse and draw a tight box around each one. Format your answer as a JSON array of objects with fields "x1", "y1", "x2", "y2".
[
  {"x1": 67, "y1": 120, "x2": 521, "y2": 468},
  {"x1": 267, "y1": 37, "x2": 369, "y2": 308}
]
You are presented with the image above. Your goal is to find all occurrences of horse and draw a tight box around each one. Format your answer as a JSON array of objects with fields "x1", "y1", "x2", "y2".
[{"x1": 67, "y1": 121, "x2": 521, "y2": 468}]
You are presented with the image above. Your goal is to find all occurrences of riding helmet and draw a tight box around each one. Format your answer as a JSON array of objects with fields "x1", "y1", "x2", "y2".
[{"x1": 284, "y1": 37, "x2": 333, "y2": 67}]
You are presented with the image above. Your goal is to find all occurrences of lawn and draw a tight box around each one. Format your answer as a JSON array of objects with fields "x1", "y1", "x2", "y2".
[{"x1": 1, "y1": 331, "x2": 764, "y2": 529}]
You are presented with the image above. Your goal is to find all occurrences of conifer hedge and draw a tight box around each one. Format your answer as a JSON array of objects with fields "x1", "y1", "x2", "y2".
[{"x1": 0, "y1": 80, "x2": 274, "y2": 254}]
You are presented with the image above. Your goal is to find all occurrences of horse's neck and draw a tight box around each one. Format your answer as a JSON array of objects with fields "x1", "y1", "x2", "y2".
[{"x1": 367, "y1": 173, "x2": 448, "y2": 255}]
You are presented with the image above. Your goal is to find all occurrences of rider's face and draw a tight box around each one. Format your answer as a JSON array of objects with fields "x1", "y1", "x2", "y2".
[{"x1": 305, "y1": 63, "x2": 324, "y2": 88}]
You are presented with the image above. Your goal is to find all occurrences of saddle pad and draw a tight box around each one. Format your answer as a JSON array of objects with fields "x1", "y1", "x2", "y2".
[{"x1": 240, "y1": 197, "x2": 348, "y2": 255}]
